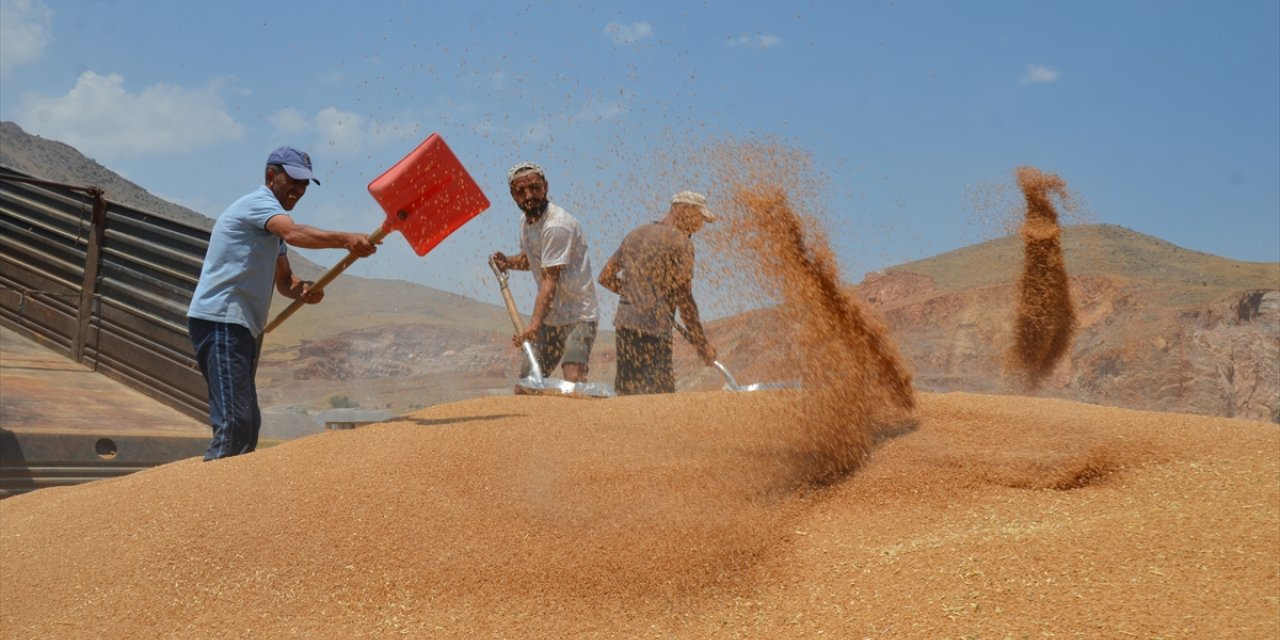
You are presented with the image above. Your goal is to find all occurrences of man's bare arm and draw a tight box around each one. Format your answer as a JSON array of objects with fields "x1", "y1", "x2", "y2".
[
  {"x1": 491, "y1": 251, "x2": 530, "y2": 272},
  {"x1": 675, "y1": 282, "x2": 716, "y2": 365},
  {"x1": 266, "y1": 214, "x2": 376, "y2": 256},
  {"x1": 273, "y1": 254, "x2": 323, "y2": 303},
  {"x1": 515, "y1": 265, "x2": 562, "y2": 345},
  {"x1": 597, "y1": 254, "x2": 623, "y2": 294}
]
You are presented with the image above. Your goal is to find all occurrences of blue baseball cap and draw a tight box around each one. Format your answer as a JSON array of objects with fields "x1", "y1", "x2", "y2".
[{"x1": 267, "y1": 146, "x2": 320, "y2": 185}]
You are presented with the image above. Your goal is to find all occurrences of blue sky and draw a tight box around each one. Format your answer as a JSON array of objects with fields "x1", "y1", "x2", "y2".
[{"x1": 2, "y1": 0, "x2": 1277, "y2": 320}]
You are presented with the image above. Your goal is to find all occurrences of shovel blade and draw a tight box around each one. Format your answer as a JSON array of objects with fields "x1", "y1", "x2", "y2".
[
  {"x1": 712, "y1": 361, "x2": 798, "y2": 392},
  {"x1": 731, "y1": 381, "x2": 799, "y2": 392},
  {"x1": 367, "y1": 134, "x2": 490, "y2": 256},
  {"x1": 511, "y1": 340, "x2": 614, "y2": 398},
  {"x1": 515, "y1": 376, "x2": 614, "y2": 399}
]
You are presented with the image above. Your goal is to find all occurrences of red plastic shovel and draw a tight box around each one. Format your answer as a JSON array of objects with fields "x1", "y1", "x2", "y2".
[{"x1": 264, "y1": 134, "x2": 490, "y2": 333}]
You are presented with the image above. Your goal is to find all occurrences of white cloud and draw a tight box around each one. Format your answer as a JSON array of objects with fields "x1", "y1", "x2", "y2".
[
  {"x1": 603, "y1": 21, "x2": 653, "y2": 46},
  {"x1": 15, "y1": 71, "x2": 246, "y2": 159},
  {"x1": 270, "y1": 107, "x2": 309, "y2": 134},
  {"x1": 314, "y1": 107, "x2": 366, "y2": 154},
  {"x1": 729, "y1": 34, "x2": 782, "y2": 49},
  {"x1": 270, "y1": 106, "x2": 424, "y2": 154},
  {"x1": 0, "y1": 0, "x2": 53, "y2": 75},
  {"x1": 367, "y1": 114, "x2": 426, "y2": 148},
  {"x1": 1021, "y1": 64, "x2": 1059, "y2": 84}
]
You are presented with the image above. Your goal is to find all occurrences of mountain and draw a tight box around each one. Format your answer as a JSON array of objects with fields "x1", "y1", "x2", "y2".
[
  {"x1": 0, "y1": 120, "x2": 346, "y2": 282},
  {"x1": 697, "y1": 225, "x2": 1280, "y2": 423},
  {"x1": 869, "y1": 225, "x2": 1279, "y2": 422},
  {"x1": 0, "y1": 121, "x2": 214, "y2": 229},
  {"x1": 263, "y1": 222, "x2": 1279, "y2": 427}
]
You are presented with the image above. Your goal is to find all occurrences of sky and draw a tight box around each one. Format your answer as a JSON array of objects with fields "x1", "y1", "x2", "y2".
[{"x1": 2, "y1": 0, "x2": 1277, "y2": 322}]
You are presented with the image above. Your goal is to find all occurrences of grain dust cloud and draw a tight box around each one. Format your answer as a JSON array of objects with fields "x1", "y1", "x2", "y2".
[
  {"x1": 699, "y1": 138, "x2": 917, "y2": 483},
  {"x1": 1007, "y1": 165, "x2": 1077, "y2": 388}
]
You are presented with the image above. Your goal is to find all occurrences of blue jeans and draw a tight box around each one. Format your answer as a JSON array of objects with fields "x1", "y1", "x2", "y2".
[{"x1": 189, "y1": 318, "x2": 263, "y2": 460}]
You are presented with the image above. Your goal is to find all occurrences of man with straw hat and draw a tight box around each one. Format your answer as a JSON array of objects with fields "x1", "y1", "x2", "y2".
[{"x1": 598, "y1": 191, "x2": 718, "y2": 395}]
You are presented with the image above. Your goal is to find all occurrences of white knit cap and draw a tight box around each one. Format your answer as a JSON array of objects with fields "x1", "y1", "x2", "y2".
[{"x1": 507, "y1": 161, "x2": 545, "y2": 183}]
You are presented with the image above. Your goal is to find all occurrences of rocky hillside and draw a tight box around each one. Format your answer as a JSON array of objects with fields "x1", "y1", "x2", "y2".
[
  {"x1": 263, "y1": 223, "x2": 1279, "y2": 428},
  {"x1": 1, "y1": 121, "x2": 214, "y2": 229},
  {"x1": 873, "y1": 225, "x2": 1279, "y2": 423},
  {"x1": 694, "y1": 225, "x2": 1280, "y2": 423}
]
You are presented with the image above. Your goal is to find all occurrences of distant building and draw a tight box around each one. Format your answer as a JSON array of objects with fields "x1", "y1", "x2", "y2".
[{"x1": 316, "y1": 409, "x2": 395, "y2": 431}]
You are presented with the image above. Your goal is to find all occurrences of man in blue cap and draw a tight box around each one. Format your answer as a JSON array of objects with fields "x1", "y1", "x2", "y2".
[{"x1": 187, "y1": 146, "x2": 377, "y2": 460}]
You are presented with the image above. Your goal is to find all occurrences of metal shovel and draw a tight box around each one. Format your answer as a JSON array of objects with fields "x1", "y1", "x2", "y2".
[
  {"x1": 488, "y1": 257, "x2": 613, "y2": 399},
  {"x1": 676, "y1": 322, "x2": 798, "y2": 392},
  {"x1": 709, "y1": 360, "x2": 796, "y2": 392}
]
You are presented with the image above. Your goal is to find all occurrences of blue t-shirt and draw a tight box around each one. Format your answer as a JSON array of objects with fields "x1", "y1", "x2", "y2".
[{"x1": 188, "y1": 186, "x2": 288, "y2": 336}]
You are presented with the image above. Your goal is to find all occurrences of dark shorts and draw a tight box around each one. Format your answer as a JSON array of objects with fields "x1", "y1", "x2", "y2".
[
  {"x1": 615, "y1": 327, "x2": 674, "y2": 396},
  {"x1": 521, "y1": 321, "x2": 597, "y2": 377}
]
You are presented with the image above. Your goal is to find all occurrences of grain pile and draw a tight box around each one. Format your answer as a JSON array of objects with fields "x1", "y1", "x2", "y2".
[
  {"x1": 1007, "y1": 166, "x2": 1077, "y2": 387},
  {"x1": 3, "y1": 392, "x2": 1277, "y2": 638}
]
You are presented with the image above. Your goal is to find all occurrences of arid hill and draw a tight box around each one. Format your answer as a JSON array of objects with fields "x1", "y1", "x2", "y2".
[
  {"x1": 700, "y1": 224, "x2": 1280, "y2": 423},
  {"x1": 259, "y1": 223, "x2": 1279, "y2": 430},
  {"x1": 0, "y1": 121, "x2": 213, "y2": 229}
]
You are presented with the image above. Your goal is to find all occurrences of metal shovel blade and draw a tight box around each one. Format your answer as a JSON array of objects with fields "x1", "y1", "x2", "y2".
[
  {"x1": 674, "y1": 322, "x2": 796, "y2": 392},
  {"x1": 711, "y1": 361, "x2": 798, "y2": 392},
  {"x1": 514, "y1": 341, "x2": 614, "y2": 399},
  {"x1": 515, "y1": 377, "x2": 614, "y2": 399}
]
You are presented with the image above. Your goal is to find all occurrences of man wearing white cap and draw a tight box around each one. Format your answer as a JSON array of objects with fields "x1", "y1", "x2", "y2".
[
  {"x1": 598, "y1": 191, "x2": 718, "y2": 395},
  {"x1": 188, "y1": 146, "x2": 377, "y2": 460},
  {"x1": 490, "y1": 162, "x2": 600, "y2": 383}
]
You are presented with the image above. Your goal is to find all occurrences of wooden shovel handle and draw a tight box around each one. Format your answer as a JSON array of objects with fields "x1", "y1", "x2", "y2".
[
  {"x1": 498, "y1": 286, "x2": 526, "y2": 334},
  {"x1": 264, "y1": 225, "x2": 390, "y2": 334},
  {"x1": 489, "y1": 257, "x2": 526, "y2": 334}
]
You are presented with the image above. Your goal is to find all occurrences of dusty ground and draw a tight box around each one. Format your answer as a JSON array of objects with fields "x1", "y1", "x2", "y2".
[{"x1": 2, "y1": 390, "x2": 1276, "y2": 639}]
